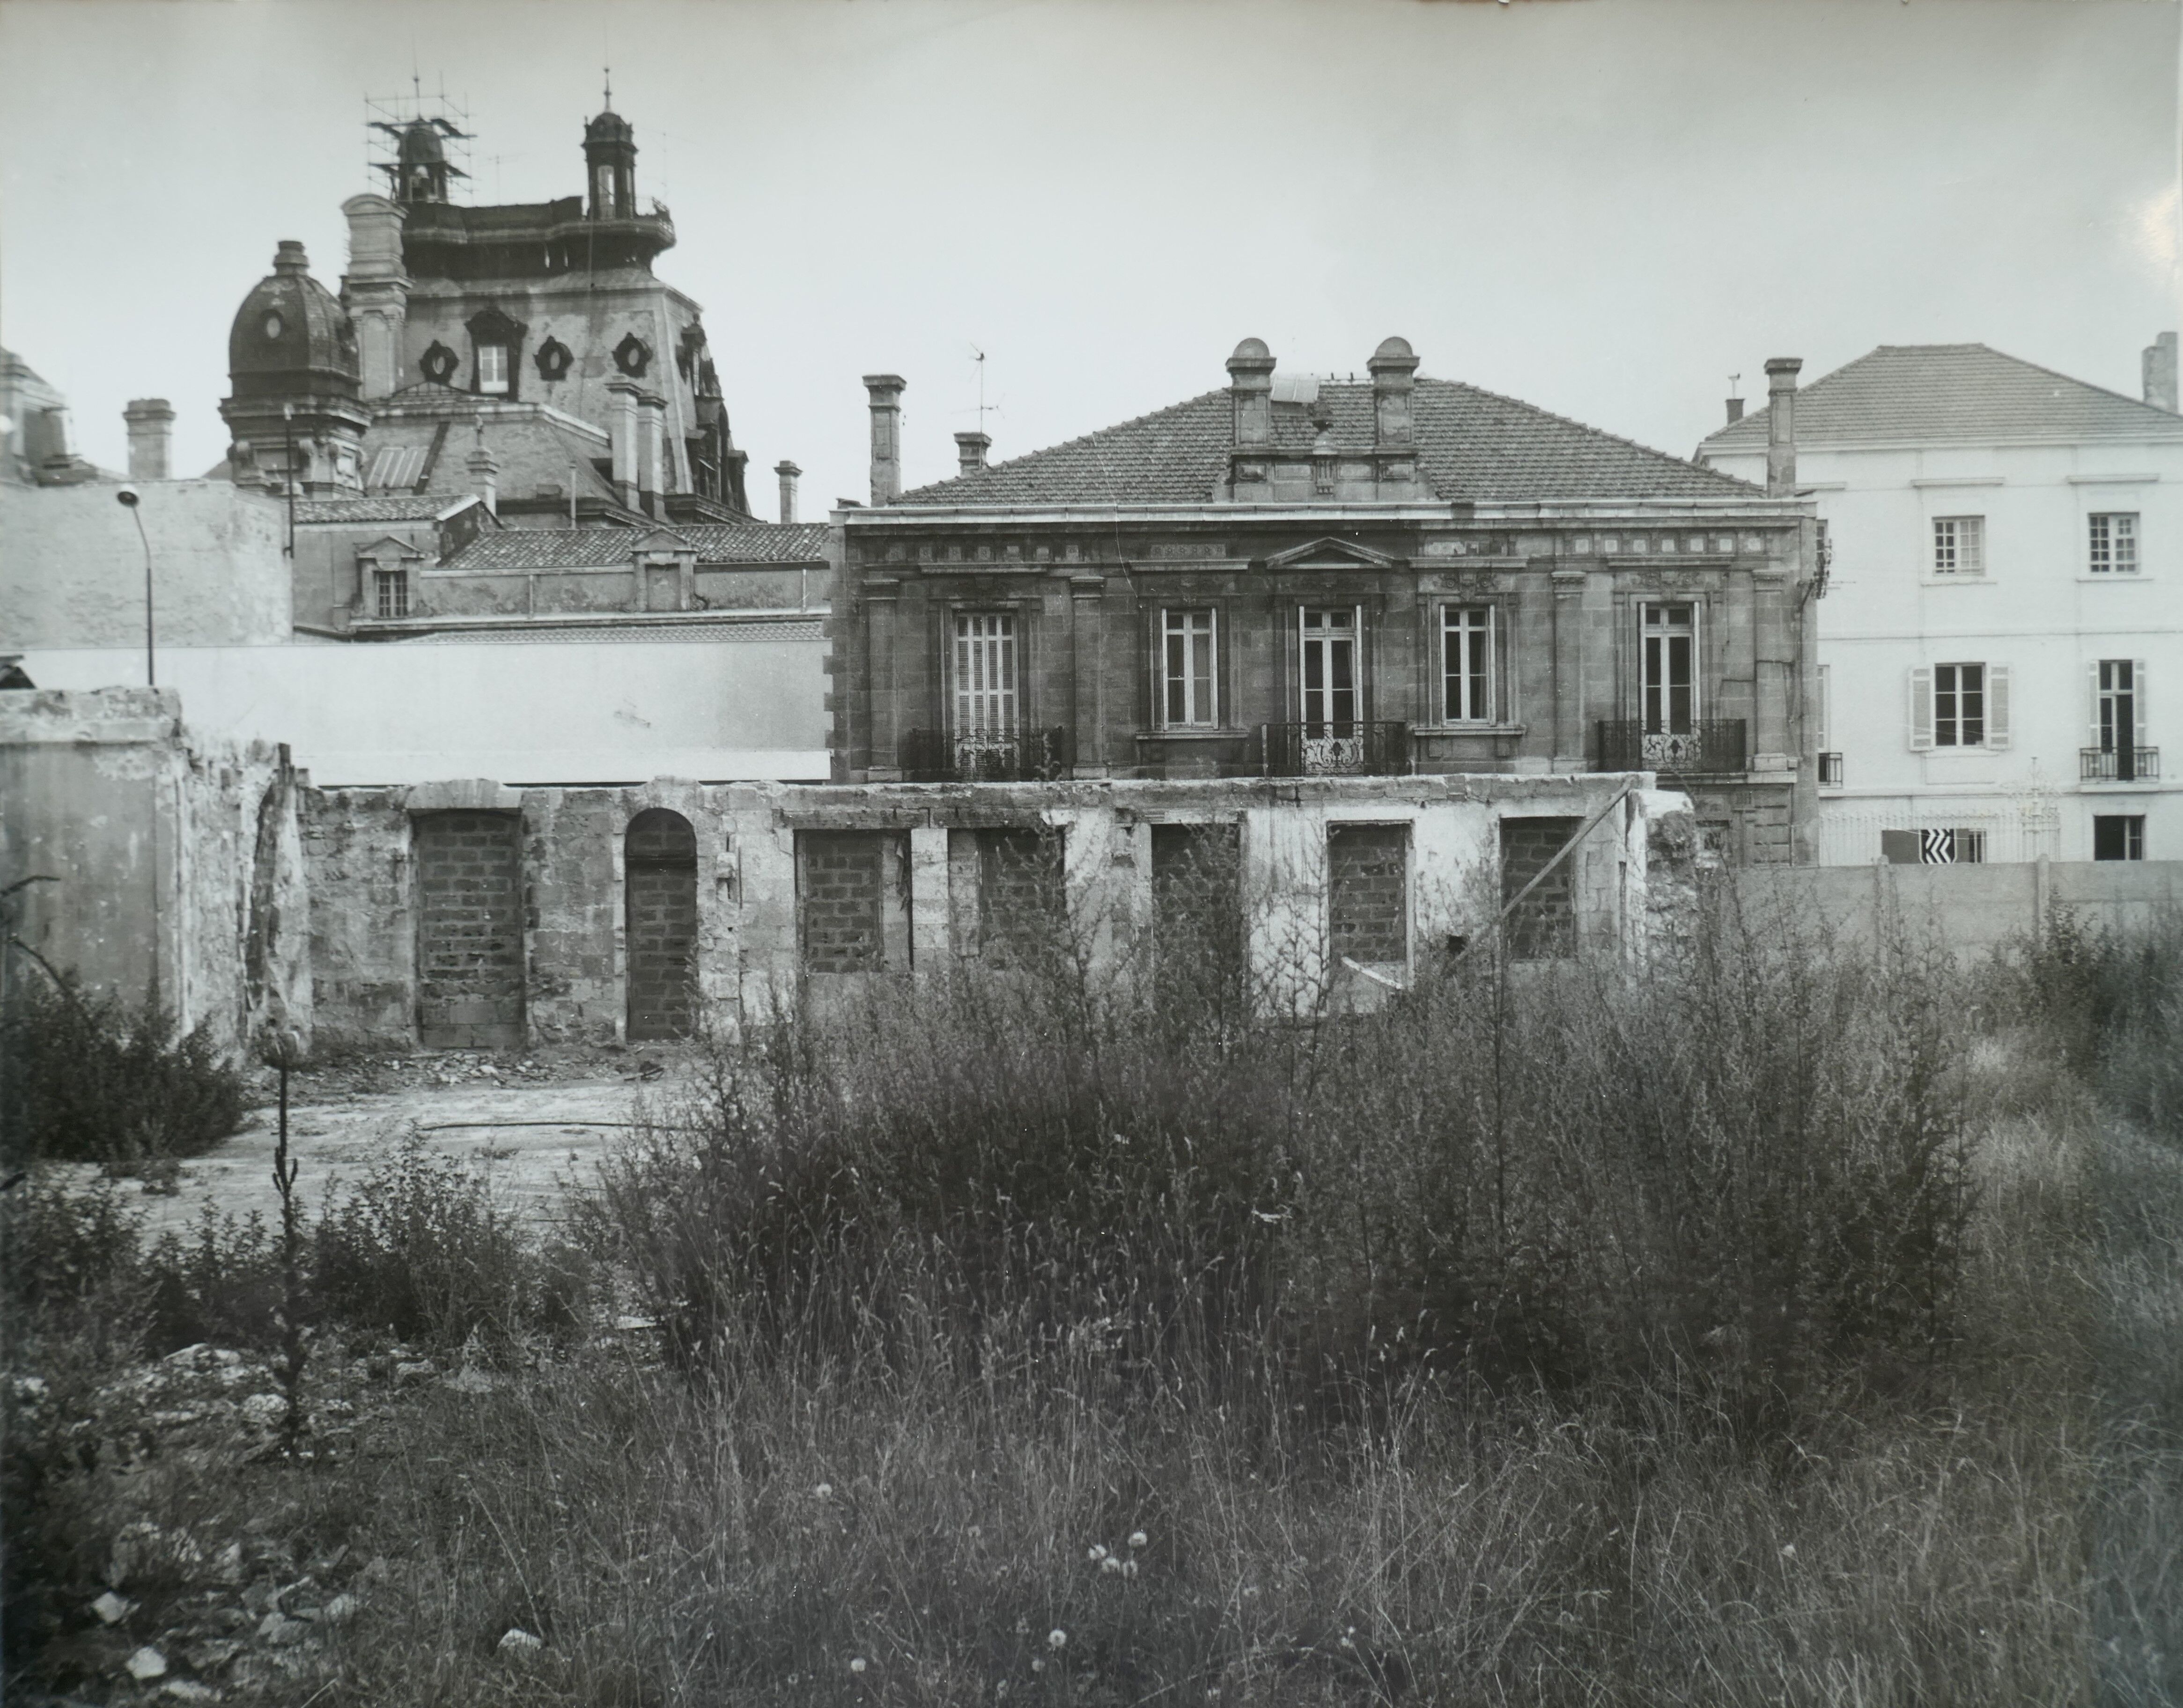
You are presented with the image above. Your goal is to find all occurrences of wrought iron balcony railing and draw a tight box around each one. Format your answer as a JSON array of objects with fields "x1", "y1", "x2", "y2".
[
  {"x1": 2081, "y1": 746, "x2": 2160, "y2": 783},
  {"x1": 900, "y1": 727, "x2": 1073, "y2": 783},
  {"x1": 1259, "y1": 721, "x2": 1411, "y2": 778},
  {"x1": 1818, "y1": 751, "x2": 1845, "y2": 787},
  {"x1": 1594, "y1": 719, "x2": 1748, "y2": 775}
]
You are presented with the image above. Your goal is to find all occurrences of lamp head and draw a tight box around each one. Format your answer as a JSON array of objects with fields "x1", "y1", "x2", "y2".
[{"x1": 115, "y1": 485, "x2": 140, "y2": 508}]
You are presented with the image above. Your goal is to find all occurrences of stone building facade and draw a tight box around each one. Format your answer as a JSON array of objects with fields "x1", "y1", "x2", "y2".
[{"x1": 831, "y1": 338, "x2": 1820, "y2": 865}]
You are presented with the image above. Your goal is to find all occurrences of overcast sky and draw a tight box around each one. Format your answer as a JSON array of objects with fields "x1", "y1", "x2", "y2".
[{"x1": 3, "y1": 0, "x2": 2177, "y2": 509}]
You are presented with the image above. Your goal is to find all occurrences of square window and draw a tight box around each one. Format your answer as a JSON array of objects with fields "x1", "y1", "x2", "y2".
[
  {"x1": 1932, "y1": 515, "x2": 1985, "y2": 575},
  {"x1": 2089, "y1": 512, "x2": 2139, "y2": 573},
  {"x1": 2094, "y1": 815, "x2": 2146, "y2": 861}
]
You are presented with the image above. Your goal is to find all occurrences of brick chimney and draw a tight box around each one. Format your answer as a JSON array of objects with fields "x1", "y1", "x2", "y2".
[
  {"x1": 123, "y1": 399, "x2": 173, "y2": 481},
  {"x1": 1764, "y1": 357, "x2": 1802, "y2": 495},
  {"x1": 863, "y1": 374, "x2": 905, "y2": 506},
  {"x1": 1725, "y1": 397, "x2": 1745, "y2": 426},
  {"x1": 775, "y1": 459, "x2": 801, "y2": 525},
  {"x1": 340, "y1": 194, "x2": 410, "y2": 402},
  {"x1": 954, "y1": 431, "x2": 990, "y2": 477},
  {"x1": 1369, "y1": 336, "x2": 1418, "y2": 447},
  {"x1": 1227, "y1": 338, "x2": 1275, "y2": 448},
  {"x1": 2144, "y1": 332, "x2": 2178, "y2": 413},
  {"x1": 466, "y1": 434, "x2": 499, "y2": 516}
]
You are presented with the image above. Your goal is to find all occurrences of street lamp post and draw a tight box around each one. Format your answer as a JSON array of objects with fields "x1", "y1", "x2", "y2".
[{"x1": 116, "y1": 485, "x2": 153, "y2": 685}]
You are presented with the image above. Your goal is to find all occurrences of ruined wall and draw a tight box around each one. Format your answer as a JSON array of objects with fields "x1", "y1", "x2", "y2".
[
  {"x1": 300, "y1": 773, "x2": 1698, "y2": 1047},
  {"x1": 0, "y1": 688, "x2": 299, "y2": 1057},
  {"x1": 0, "y1": 480, "x2": 288, "y2": 648}
]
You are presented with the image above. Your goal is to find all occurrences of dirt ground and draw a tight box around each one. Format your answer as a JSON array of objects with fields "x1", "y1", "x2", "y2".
[{"x1": 98, "y1": 1047, "x2": 703, "y2": 1238}]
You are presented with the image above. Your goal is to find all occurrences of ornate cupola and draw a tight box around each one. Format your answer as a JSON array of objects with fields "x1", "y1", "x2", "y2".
[
  {"x1": 584, "y1": 103, "x2": 638, "y2": 220},
  {"x1": 219, "y1": 241, "x2": 369, "y2": 497},
  {"x1": 373, "y1": 116, "x2": 468, "y2": 206}
]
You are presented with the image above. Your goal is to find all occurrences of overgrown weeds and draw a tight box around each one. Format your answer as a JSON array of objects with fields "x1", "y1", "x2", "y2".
[{"x1": 0, "y1": 974, "x2": 247, "y2": 1171}]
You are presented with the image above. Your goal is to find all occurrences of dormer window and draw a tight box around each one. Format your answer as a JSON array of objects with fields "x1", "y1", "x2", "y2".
[
  {"x1": 462, "y1": 306, "x2": 527, "y2": 400},
  {"x1": 477, "y1": 345, "x2": 509, "y2": 395}
]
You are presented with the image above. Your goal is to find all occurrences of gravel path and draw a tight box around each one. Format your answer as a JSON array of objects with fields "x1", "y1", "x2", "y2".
[{"x1": 106, "y1": 1069, "x2": 693, "y2": 1238}]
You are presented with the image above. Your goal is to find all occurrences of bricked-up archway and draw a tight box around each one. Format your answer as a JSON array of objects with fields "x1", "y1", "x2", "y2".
[
  {"x1": 625, "y1": 810, "x2": 699, "y2": 1040},
  {"x1": 413, "y1": 811, "x2": 525, "y2": 1049}
]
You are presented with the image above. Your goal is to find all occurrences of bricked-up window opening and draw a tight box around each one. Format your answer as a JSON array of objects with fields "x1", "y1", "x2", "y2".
[
  {"x1": 1300, "y1": 608, "x2": 1358, "y2": 734},
  {"x1": 1932, "y1": 515, "x2": 1985, "y2": 575},
  {"x1": 1163, "y1": 609, "x2": 1217, "y2": 727},
  {"x1": 1328, "y1": 824, "x2": 1409, "y2": 970},
  {"x1": 413, "y1": 811, "x2": 525, "y2": 1049},
  {"x1": 949, "y1": 827, "x2": 1065, "y2": 966},
  {"x1": 1442, "y1": 606, "x2": 1493, "y2": 723},
  {"x1": 1641, "y1": 604, "x2": 1694, "y2": 735},
  {"x1": 1500, "y1": 817, "x2": 1580, "y2": 961},
  {"x1": 953, "y1": 612, "x2": 1017, "y2": 738},
  {"x1": 2094, "y1": 815, "x2": 2146, "y2": 861},
  {"x1": 1152, "y1": 823, "x2": 1244, "y2": 990},
  {"x1": 797, "y1": 831, "x2": 906, "y2": 973},
  {"x1": 2089, "y1": 512, "x2": 2139, "y2": 573},
  {"x1": 374, "y1": 568, "x2": 409, "y2": 619},
  {"x1": 1935, "y1": 663, "x2": 1984, "y2": 747},
  {"x1": 625, "y1": 810, "x2": 699, "y2": 1039}
]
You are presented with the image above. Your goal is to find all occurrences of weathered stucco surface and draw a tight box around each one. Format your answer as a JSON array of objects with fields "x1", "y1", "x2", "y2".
[
  {"x1": 0, "y1": 687, "x2": 306, "y2": 1056},
  {"x1": 0, "y1": 480, "x2": 289, "y2": 648}
]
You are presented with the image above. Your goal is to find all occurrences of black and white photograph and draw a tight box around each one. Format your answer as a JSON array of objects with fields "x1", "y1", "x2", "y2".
[{"x1": 2, "y1": 0, "x2": 2179, "y2": 1700}]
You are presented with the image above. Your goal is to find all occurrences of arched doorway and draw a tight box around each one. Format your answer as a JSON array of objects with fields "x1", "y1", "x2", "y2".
[{"x1": 625, "y1": 809, "x2": 698, "y2": 1040}]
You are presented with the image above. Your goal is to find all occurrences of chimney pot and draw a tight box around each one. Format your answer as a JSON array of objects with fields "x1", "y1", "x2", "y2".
[
  {"x1": 953, "y1": 430, "x2": 991, "y2": 477},
  {"x1": 863, "y1": 374, "x2": 905, "y2": 506},
  {"x1": 1764, "y1": 356, "x2": 1801, "y2": 496},
  {"x1": 465, "y1": 437, "x2": 500, "y2": 516},
  {"x1": 2144, "y1": 331, "x2": 2178, "y2": 413},
  {"x1": 123, "y1": 398, "x2": 174, "y2": 482},
  {"x1": 775, "y1": 459, "x2": 801, "y2": 525}
]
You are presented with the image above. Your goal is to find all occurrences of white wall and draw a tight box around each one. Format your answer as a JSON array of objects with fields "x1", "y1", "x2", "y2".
[
  {"x1": 1, "y1": 479, "x2": 289, "y2": 647},
  {"x1": 1708, "y1": 436, "x2": 2183, "y2": 862},
  {"x1": 17, "y1": 633, "x2": 829, "y2": 786}
]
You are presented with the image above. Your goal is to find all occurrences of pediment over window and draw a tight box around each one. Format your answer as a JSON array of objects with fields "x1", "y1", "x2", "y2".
[
  {"x1": 354, "y1": 534, "x2": 427, "y2": 567},
  {"x1": 465, "y1": 305, "x2": 529, "y2": 345},
  {"x1": 1261, "y1": 537, "x2": 1407, "y2": 572},
  {"x1": 633, "y1": 526, "x2": 697, "y2": 559}
]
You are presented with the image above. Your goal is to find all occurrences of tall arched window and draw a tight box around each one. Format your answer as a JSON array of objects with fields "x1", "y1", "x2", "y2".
[{"x1": 625, "y1": 809, "x2": 698, "y2": 1039}]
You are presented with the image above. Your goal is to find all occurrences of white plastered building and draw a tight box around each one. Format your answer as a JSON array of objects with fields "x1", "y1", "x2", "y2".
[{"x1": 1699, "y1": 339, "x2": 2182, "y2": 865}]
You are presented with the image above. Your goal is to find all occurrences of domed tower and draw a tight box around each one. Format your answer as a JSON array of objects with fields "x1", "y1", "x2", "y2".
[
  {"x1": 372, "y1": 116, "x2": 468, "y2": 206},
  {"x1": 585, "y1": 105, "x2": 637, "y2": 220},
  {"x1": 219, "y1": 241, "x2": 370, "y2": 496}
]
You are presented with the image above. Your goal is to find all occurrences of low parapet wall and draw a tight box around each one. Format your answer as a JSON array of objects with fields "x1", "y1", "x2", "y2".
[{"x1": 1729, "y1": 859, "x2": 2183, "y2": 959}]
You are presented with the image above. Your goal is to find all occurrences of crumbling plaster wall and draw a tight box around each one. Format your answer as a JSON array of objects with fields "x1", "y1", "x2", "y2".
[
  {"x1": 0, "y1": 687, "x2": 298, "y2": 1057},
  {"x1": 300, "y1": 772, "x2": 1699, "y2": 1048}
]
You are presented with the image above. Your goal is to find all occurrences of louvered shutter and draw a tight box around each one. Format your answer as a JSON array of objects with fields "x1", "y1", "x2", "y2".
[
  {"x1": 1909, "y1": 667, "x2": 1933, "y2": 750},
  {"x1": 1986, "y1": 663, "x2": 2011, "y2": 751},
  {"x1": 2135, "y1": 659, "x2": 2149, "y2": 751},
  {"x1": 2092, "y1": 661, "x2": 2106, "y2": 750}
]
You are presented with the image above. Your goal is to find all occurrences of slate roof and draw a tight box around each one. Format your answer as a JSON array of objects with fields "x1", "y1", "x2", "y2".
[
  {"x1": 896, "y1": 377, "x2": 1755, "y2": 507},
  {"x1": 1700, "y1": 344, "x2": 2183, "y2": 453},
  {"x1": 441, "y1": 520, "x2": 829, "y2": 572},
  {"x1": 295, "y1": 494, "x2": 473, "y2": 525}
]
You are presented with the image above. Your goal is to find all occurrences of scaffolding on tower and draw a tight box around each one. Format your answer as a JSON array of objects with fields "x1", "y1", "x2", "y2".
[{"x1": 363, "y1": 80, "x2": 474, "y2": 202}]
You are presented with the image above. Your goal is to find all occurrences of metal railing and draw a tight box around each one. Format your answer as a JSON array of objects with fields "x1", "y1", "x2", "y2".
[
  {"x1": 899, "y1": 727, "x2": 1073, "y2": 783},
  {"x1": 1594, "y1": 719, "x2": 1748, "y2": 775},
  {"x1": 2081, "y1": 746, "x2": 2160, "y2": 783},
  {"x1": 1818, "y1": 751, "x2": 1844, "y2": 787},
  {"x1": 1259, "y1": 721, "x2": 1411, "y2": 778}
]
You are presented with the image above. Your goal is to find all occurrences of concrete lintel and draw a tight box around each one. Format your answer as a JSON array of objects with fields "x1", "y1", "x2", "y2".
[{"x1": 401, "y1": 778, "x2": 524, "y2": 813}]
